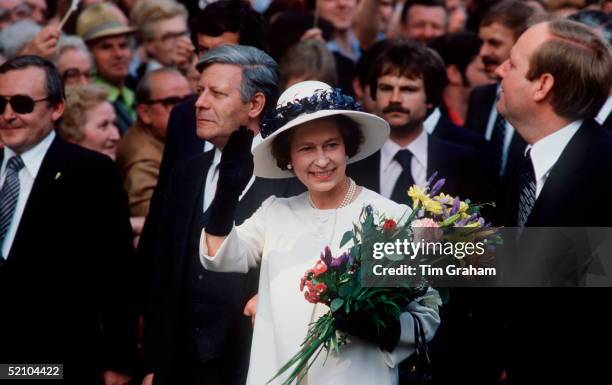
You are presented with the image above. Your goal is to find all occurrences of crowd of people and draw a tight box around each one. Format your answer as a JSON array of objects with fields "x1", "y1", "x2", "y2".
[{"x1": 0, "y1": 0, "x2": 611, "y2": 384}]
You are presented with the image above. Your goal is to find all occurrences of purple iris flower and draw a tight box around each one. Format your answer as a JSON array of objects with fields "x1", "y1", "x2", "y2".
[{"x1": 429, "y1": 178, "x2": 446, "y2": 196}]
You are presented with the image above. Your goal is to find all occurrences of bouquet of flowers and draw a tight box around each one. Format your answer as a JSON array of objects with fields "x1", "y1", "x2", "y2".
[{"x1": 268, "y1": 174, "x2": 499, "y2": 385}]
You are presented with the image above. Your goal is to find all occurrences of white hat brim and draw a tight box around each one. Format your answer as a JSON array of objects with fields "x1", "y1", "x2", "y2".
[{"x1": 253, "y1": 109, "x2": 389, "y2": 179}]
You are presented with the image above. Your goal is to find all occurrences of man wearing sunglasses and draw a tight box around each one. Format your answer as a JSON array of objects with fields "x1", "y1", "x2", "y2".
[
  {"x1": 0, "y1": 56, "x2": 137, "y2": 384},
  {"x1": 116, "y1": 68, "x2": 192, "y2": 218}
]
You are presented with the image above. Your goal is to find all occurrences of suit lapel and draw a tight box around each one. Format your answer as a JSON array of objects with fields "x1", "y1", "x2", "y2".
[
  {"x1": 174, "y1": 150, "x2": 214, "y2": 284},
  {"x1": 348, "y1": 151, "x2": 381, "y2": 193},
  {"x1": 8, "y1": 136, "x2": 66, "y2": 260},
  {"x1": 526, "y1": 121, "x2": 593, "y2": 226}
]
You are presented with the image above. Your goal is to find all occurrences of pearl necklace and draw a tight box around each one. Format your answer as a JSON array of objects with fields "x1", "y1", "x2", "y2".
[{"x1": 308, "y1": 178, "x2": 356, "y2": 209}]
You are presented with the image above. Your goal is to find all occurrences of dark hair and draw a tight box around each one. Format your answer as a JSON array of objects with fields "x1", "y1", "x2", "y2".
[
  {"x1": 354, "y1": 40, "x2": 390, "y2": 89},
  {"x1": 428, "y1": 31, "x2": 483, "y2": 81},
  {"x1": 190, "y1": 0, "x2": 268, "y2": 52},
  {"x1": 268, "y1": 10, "x2": 333, "y2": 61},
  {"x1": 400, "y1": 0, "x2": 446, "y2": 25},
  {"x1": 480, "y1": 0, "x2": 536, "y2": 40},
  {"x1": 0, "y1": 55, "x2": 65, "y2": 106},
  {"x1": 369, "y1": 38, "x2": 447, "y2": 106},
  {"x1": 271, "y1": 115, "x2": 364, "y2": 171}
]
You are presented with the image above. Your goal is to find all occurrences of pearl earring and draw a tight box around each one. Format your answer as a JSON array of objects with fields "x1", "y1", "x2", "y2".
[
  {"x1": 287, "y1": 164, "x2": 293, "y2": 170},
  {"x1": 346, "y1": 156, "x2": 349, "y2": 160}
]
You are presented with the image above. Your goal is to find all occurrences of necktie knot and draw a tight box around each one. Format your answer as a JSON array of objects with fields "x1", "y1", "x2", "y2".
[
  {"x1": 394, "y1": 149, "x2": 413, "y2": 170},
  {"x1": 7, "y1": 155, "x2": 24, "y2": 173}
]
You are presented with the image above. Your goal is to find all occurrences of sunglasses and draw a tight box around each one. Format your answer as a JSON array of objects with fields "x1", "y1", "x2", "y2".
[
  {"x1": 62, "y1": 68, "x2": 96, "y2": 82},
  {"x1": 0, "y1": 95, "x2": 50, "y2": 115},
  {"x1": 144, "y1": 95, "x2": 192, "y2": 107}
]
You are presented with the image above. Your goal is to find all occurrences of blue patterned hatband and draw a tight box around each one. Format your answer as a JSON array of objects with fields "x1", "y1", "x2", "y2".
[{"x1": 260, "y1": 88, "x2": 362, "y2": 139}]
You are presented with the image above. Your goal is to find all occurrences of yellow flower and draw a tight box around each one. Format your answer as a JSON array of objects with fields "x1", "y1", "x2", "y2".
[
  {"x1": 423, "y1": 199, "x2": 444, "y2": 215},
  {"x1": 408, "y1": 185, "x2": 429, "y2": 208}
]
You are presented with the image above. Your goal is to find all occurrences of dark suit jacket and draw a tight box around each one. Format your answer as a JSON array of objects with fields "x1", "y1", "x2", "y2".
[
  {"x1": 157, "y1": 95, "x2": 205, "y2": 186},
  {"x1": 0, "y1": 135, "x2": 137, "y2": 382},
  {"x1": 347, "y1": 134, "x2": 497, "y2": 207},
  {"x1": 143, "y1": 151, "x2": 304, "y2": 384},
  {"x1": 498, "y1": 119, "x2": 612, "y2": 384}
]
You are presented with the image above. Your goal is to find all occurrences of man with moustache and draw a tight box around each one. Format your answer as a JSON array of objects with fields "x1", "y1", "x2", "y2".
[
  {"x1": 141, "y1": 45, "x2": 303, "y2": 385},
  {"x1": 76, "y1": 2, "x2": 137, "y2": 134},
  {"x1": 348, "y1": 38, "x2": 493, "y2": 208},
  {"x1": 464, "y1": 0, "x2": 536, "y2": 179},
  {"x1": 347, "y1": 39, "x2": 499, "y2": 384}
]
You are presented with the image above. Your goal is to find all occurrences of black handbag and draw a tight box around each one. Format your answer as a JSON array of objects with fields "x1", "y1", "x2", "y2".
[{"x1": 398, "y1": 314, "x2": 433, "y2": 385}]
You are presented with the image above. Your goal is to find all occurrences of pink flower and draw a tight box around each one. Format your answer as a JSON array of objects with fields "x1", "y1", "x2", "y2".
[
  {"x1": 304, "y1": 290, "x2": 320, "y2": 303},
  {"x1": 411, "y1": 218, "x2": 443, "y2": 242},
  {"x1": 313, "y1": 261, "x2": 328, "y2": 276},
  {"x1": 300, "y1": 276, "x2": 306, "y2": 291}
]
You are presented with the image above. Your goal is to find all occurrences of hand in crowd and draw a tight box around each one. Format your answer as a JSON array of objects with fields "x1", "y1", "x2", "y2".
[
  {"x1": 142, "y1": 373, "x2": 154, "y2": 385},
  {"x1": 243, "y1": 294, "x2": 259, "y2": 327},
  {"x1": 173, "y1": 36, "x2": 196, "y2": 73},
  {"x1": 102, "y1": 370, "x2": 131, "y2": 385},
  {"x1": 300, "y1": 28, "x2": 324, "y2": 42},
  {"x1": 19, "y1": 25, "x2": 60, "y2": 59},
  {"x1": 130, "y1": 216, "x2": 146, "y2": 248}
]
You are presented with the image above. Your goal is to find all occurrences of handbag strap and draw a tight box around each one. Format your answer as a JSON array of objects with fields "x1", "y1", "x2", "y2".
[{"x1": 412, "y1": 314, "x2": 432, "y2": 370}]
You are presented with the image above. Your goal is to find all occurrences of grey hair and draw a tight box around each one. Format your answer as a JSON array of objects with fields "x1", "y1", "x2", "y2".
[
  {"x1": 0, "y1": 20, "x2": 42, "y2": 60},
  {"x1": 197, "y1": 44, "x2": 279, "y2": 114},
  {"x1": 54, "y1": 35, "x2": 93, "y2": 66}
]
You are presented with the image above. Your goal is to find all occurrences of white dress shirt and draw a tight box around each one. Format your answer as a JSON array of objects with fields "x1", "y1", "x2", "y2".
[
  {"x1": 0, "y1": 130, "x2": 55, "y2": 259},
  {"x1": 596, "y1": 95, "x2": 612, "y2": 125},
  {"x1": 485, "y1": 85, "x2": 516, "y2": 175},
  {"x1": 423, "y1": 107, "x2": 441, "y2": 134},
  {"x1": 379, "y1": 129, "x2": 429, "y2": 199},
  {"x1": 202, "y1": 136, "x2": 259, "y2": 213},
  {"x1": 527, "y1": 120, "x2": 582, "y2": 198}
]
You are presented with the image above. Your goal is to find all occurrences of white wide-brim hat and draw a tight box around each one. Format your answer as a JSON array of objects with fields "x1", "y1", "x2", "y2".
[{"x1": 253, "y1": 81, "x2": 390, "y2": 178}]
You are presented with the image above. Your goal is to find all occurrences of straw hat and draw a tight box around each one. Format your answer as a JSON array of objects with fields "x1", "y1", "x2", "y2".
[
  {"x1": 253, "y1": 81, "x2": 390, "y2": 179},
  {"x1": 76, "y1": 3, "x2": 136, "y2": 42}
]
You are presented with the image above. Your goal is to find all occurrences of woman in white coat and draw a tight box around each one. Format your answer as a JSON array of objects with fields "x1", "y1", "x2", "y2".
[{"x1": 200, "y1": 81, "x2": 440, "y2": 385}]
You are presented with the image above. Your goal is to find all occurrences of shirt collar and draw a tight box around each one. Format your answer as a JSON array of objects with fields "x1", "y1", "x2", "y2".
[
  {"x1": 527, "y1": 120, "x2": 582, "y2": 183},
  {"x1": 94, "y1": 77, "x2": 134, "y2": 106},
  {"x1": 423, "y1": 107, "x2": 441, "y2": 134},
  {"x1": 596, "y1": 95, "x2": 612, "y2": 125},
  {"x1": 380, "y1": 129, "x2": 428, "y2": 172},
  {"x1": 2, "y1": 130, "x2": 55, "y2": 179}
]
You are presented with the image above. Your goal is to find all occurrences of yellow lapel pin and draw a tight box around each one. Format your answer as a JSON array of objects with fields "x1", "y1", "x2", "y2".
[{"x1": 54, "y1": 172, "x2": 62, "y2": 180}]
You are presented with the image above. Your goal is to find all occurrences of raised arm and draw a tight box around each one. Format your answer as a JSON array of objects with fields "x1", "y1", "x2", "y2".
[{"x1": 205, "y1": 126, "x2": 254, "y2": 256}]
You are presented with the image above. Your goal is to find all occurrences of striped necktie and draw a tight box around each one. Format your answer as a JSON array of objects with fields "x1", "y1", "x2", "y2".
[
  {"x1": 517, "y1": 149, "x2": 536, "y2": 228},
  {"x1": 0, "y1": 155, "x2": 25, "y2": 258}
]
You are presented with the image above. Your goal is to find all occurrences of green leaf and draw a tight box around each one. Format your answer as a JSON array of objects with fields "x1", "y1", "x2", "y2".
[
  {"x1": 340, "y1": 230, "x2": 353, "y2": 248},
  {"x1": 330, "y1": 298, "x2": 344, "y2": 313}
]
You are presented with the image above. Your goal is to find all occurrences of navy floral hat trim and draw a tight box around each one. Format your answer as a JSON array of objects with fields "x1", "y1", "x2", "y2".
[{"x1": 260, "y1": 88, "x2": 362, "y2": 139}]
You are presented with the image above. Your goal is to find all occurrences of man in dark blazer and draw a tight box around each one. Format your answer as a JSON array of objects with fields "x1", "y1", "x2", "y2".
[
  {"x1": 141, "y1": 45, "x2": 303, "y2": 385},
  {"x1": 348, "y1": 38, "x2": 496, "y2": 207},
  {"x1": 0, "y1": 56, "x2": 137, "y2": 384},
  {"x1": 494, "y1": 20, "x2": 612, "y2": 384},
  {"x1": 463, "y1": 1, "x2": 535, "y2": 179},
  {"x1": 346, "y1": 38, "x2": 500, "y2": 385}
]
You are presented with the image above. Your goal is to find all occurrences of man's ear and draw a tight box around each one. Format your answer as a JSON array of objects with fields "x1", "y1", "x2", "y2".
[
  {"x1": 137, "y1": 103, "x2": 153, "y2": 125},
  {"x1": 247, "y1": 92, "x2": 266, "y2": 119},
  {"x1": 533, "y1": 73, "x2": 554, "y2": 103},
  {"x1": 446, "y1": 64, "x2": 462, "y2": 86},
  {"x1": 51, "y1": 100, "x2": 65, "y2": 122}
]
